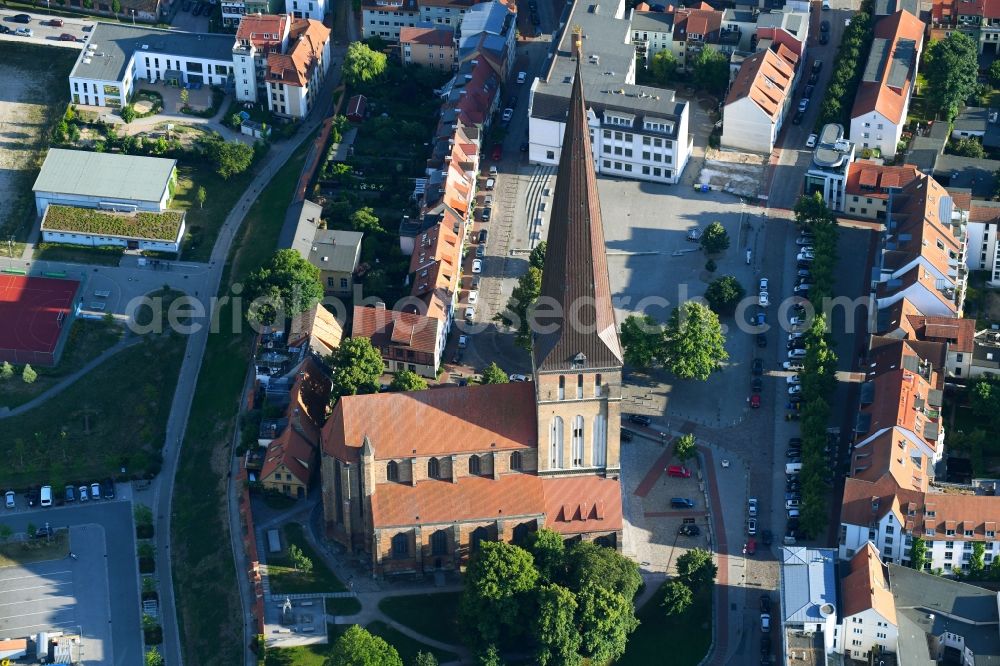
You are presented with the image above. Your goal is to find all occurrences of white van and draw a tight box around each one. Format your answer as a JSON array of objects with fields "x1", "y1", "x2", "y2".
[
  {"x1": 787, "y1": 509, "x2": 800, "y2": 518},
  {"x1": 785, "y1": 462, "x2": 803, "y2": 475},
  {"x1": 40, "y1": 485, "x2": 52, "y2": 507}
]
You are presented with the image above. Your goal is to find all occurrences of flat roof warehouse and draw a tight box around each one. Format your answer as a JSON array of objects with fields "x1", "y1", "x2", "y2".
[{"x1": 33, "y1": 149, "x2": 176, "y2": 205}]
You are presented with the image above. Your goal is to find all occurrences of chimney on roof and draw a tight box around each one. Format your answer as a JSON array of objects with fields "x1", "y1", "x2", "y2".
[
  {"x1": 375, "y1": 301, "x2": 386, "y2": 310},
  {"x1": 571, "y1": 25, "x2": 583, "y2": 61}
]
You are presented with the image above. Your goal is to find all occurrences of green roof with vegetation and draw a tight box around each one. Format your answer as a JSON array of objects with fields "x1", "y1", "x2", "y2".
[{"x1": 42, "y1": 205, "x2": 185, "y2": 241}]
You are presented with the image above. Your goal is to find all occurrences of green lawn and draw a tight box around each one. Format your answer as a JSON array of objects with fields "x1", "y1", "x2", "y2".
[
  {"x1": 617, "y1": 583, "x2": 712, "y2": 666},
  {"x1": 0, "y1": 42, "x2": 80, "y2": 243},
  {"x1": 0, "y1": 318, "x2": 123, "y2": 409},
  {"x1": 172, "y1": 160, "x2": 257, "y2": 263},
  {"x1": 33, "y1": 243, "x2": 125, "y2": 266},
  {"x1": 0, "y1": 309, "x2": 184, "y2": 489},
  {"x1": 326, "y1": 596, "x2": 362, "y2": 616},
  {"x1": 378, "y1": 592, "x2": 463, "y2": 645},
  {"x1": 0, "y1": 532, "x2": 70, "y2": 568},
  {"x1": 171, "y1": 138, "x2": 312, "y2": 666},
  {"x1": 268, "y1": 523, "x2": 346, "y2": 594},
  {"x1": 367, "y1": 620, "x2": 458, "y2": 664}
]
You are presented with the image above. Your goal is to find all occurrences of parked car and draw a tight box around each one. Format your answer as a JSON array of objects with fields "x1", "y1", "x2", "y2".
[
  {"x1": 472, "y1": 259, "x2": 483, "y2": 273},
  {"x1": 792, "y1": 110, "x2": 804, "y2": 124},
  {"x1": 79, "y1": 485, "x2": 89, "y2": 501},
  {"x1": 15, "y1": 28, "x2": 34, "y2": 37},
  {"x1": 806, "y1": 133, "x2": 817, "y2": 148},
  {"x1": 760, "y1": 595, "x2": 772, "y2": 613},
  {"x1": 783, "y1": 360, "x2": 804, "y2": 371},
  {"x1": 510, "y1": 374, "x2": 530, "y2": 382},
  {"x1": 758, "y1": 291, "x2": 769, "y2": 307},
  {"x1": 4, "y1": 491, "x2": 14, "y2": 509},
  {"x1": 678, "y1": 524, "x2": 701, "y2": 536},
  {"x1": 747, "y1": 517, "x2": 758, "y2": 535},
  {"x1": 49, "y1": 17, "x2": 64, "y2": 26},
  {"x1": 64, "y1": 485, "x2": 76, "y2": 503},
  {"x1": 485, "y1": 178, "x2": 495, "y2": 190},
  {"x1": 751, "y1": 358, "x2": 764, "y2": 376},
  {"x1": 40, "y1": 485, "x2": 52, "y2": 507},
  {"x1": 751, "y1": 377, "x2": 763, "y2": 393},
  {"x1": 786, "y1": 375, "x2": 802, "y2": 385},
  {"x1": 746, "y1": 537, "x2": 757, "y2": 555},
  {"x1": 819, "y1": 32, "x2": 829, "y2": 44},
  {"x1": 761, "y1": 614, "x2": 771, "y2": 633},
  {"x1": 671, "y1": 498, "x2": 695, "y2": 509},
  {"x1": 478, "y1": 229, "x2": 488, "y2": 244},
  {"x1": 797, "y1": 251, "x2": 815, "y2": 261},
  {"x1": 501, "y1": 107, "x2": 514, "y2": 122},
  {"x1": 820, "y1": 19, "x2": 830, "y2": 32},
  {"x1": 517, "y1": 70, "x2": 527, "y2": 84},
  {"x1": 458, "y1": 335, "x2": 468, "y2": 349},
  {"x1": 489, "y1": 165, "x2": 498, "y2": 177},
  {"x1": 788, "y1": 348, "x2": 807, "y2": 359},
  {"x1": 468, "y1": 290, "x2": 479, "y2": 305},
  {"x1": 464, "y1": 307, "x2": 475, "y2": 321},
  {"x1": 798, "y1": 98, "x2": 810, "y2": 113},
  {"x1": 667, "y1": 465, "x2": 692, "y2": 478},
  {"x1": 812, "y1": 59, "x2": 823, "y2": 73},
  {"x1": 491, "y1": 144, "x2": 502, "y2": 161},
  {"x1": 0, "y1": 25, "x2": 10, "y2": 34},
  {"x1": 748, "y1": 497, "x2": 758, "y2": 517},
  {"x1": 59, "y1": 33, "x2": 78, "y2": 41},
  {"x1": 481, "y1": 207, "x2": 492, "y2": 221},
  {"x1": 476, "y1": 244, "x2": 485, "y2": 258},
  {"x1": 750, "y1": 393, "x2": 761, "y2": 408},
  {"x1": 804, "y1": 84, "x2": 815, "y2": 97},
  {"x1": 756, "y1": 333, "x2": 767, "y2": 348},
  {"x1": 90, "y1": 482, "x2": 101, "y2": 500},
  {"x1": 11, "y1": 13, "x2": 32, "y2": 23},
  {"x1": 629, "y1": 414, "x2": 652, "y2": 427}
]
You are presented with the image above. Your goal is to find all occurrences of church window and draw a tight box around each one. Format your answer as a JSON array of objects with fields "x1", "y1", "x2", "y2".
[
  {"x1": 558, "y1": 375, "x2": 565, "y2": 400},
  {"x1": 572, "y1": 415, "x2": 584, "y2": 466},
  {"x1": 577, "y1": 374, "x2": 583, "y2": 399},
  {"x1": 428, "y1": 457, "x2": 440, "y2": 479},
  {"x1": 431, "y1": 530, "x2": 448, "y2": 555},
  {"x1": 510, "y1": 451, "x2": 522, "y2": 471},
  {"x1": 550, "y1": 416, "x2": 564, "y2": 468},
  {"x1": 469, "y1": 455, "x2": 481, "y2": 475},
  {"x1": 391, "y1": 533, "x2": 409, "y2": 558},
  {"x1": 593, "y1": 414, "x2": 607, "y2": 466},
  {"x1": 595, "y1": 374, "x2": 602, "y2": 397},
  {"x1": 386, "y1": 460, "x2": 399, "y2": 482},
  {"x1": 471, "y1": 526, "x2": 490, "y2": 552}
]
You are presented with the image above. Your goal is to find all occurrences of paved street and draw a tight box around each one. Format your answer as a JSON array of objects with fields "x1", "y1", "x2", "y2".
[
  {"x1": 0, "y1": 502, "x2": 141, "y2": 666},
  {"x1": 0, "y1": 8, "x2": 92, "y2": 47}
]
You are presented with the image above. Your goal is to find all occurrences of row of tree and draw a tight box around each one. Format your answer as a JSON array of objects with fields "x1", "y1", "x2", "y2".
[
  {"x1": 494, "y1": 242, "x2": 547, "y2": 350},
  {"x1": 662, "y1": 547, "x2": 717, "y2": 616},
  {"x1": 619, "y1": 301, "x2": 728, "y2": 381},
  {"x1": 817, "y1": 10, "x2": 874, "y2": 128},
  {"x1": 790, "y1": 194, "x2": 840, "y2": 539},
  {"x1": 645, "y1": 48, "x2": 730, "y2": 98},
  {"x1": 0, "y1": 361, "x2": 37, "y2": 384}
]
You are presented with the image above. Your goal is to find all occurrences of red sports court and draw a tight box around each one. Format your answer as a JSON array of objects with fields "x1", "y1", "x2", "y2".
[{"x1": 0, "y1": 274, "x2": 79, "y2": 366}]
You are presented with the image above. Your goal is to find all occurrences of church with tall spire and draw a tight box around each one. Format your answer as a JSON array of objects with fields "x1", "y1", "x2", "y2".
[{"x1": 319, "y1": 40, "x2": 625, "y2": 576}]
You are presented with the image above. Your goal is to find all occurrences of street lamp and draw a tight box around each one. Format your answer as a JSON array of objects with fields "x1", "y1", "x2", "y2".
[{"x1": 130, "y1": 8, "x2": 135, "y2": 24}]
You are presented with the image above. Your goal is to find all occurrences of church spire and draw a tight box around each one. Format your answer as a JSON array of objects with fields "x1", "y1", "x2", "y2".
[{"x1": 532, "y1": 31, "x2": 623, "y2": 373}]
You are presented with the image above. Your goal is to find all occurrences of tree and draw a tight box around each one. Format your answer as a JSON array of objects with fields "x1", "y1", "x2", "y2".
[
  {"x1": 533, "y1": 583, "x2": 582, "y2": 666},
  {"x1": 343, "y1": 42, "x2": 388, "y2": 85},
  {"x1": 21, "y1": 364, "x2": 37, "y2": 384},
  {"x1": 704, "y1": 275, "x2": 745, "y2": 314},
  {"x1": 288, "y1": 544, "x2": 314, "y2": 573},
  {"x1": 460, "y1": 541, "x2": 539, "y2": 644},
  {"x1": 120, "y1": 104, "x2": 136, "y2": 124},
  {"x1": 699, "y1": 221, "x2": 730, "y2": 254},
  {"x1": 675, "y1": 548, "x2": 717, "y2": 591},
  {"x1": 970, "y1": 541, "x2": 986, "y2": 578},
  {"x1": 574, "y1": 582, "x2": 638, "y2": 664},
  {"x1": 526, "y1": 528, "x2": 566, "y2": 583},
  {"x1": 662, "y1": 580, "x2": 693, "y2": 616},
  {"x1": 908, "y1": 536, "x2": 927, "y2": 571},
  {"x1": 692, "y1": 46, "x2": 730, "y2": 96},
  {"x1": 230, "y1": 112, "x2": 244, "y2": 128},
  {"x1": 245, "y1": 249, "x2": 323, "y2": 325},
  {"x1": 195, "y1": 186, "x2": 207, "y2": 209},
  {"x1": 480, "y1": 362, "x2": 509, "y2": 384},
  {"x1": 649, "y1": 50, "x2": 679, "y2": 86},
  {"x1": 350, "y1": 207, "x2": 383, "y2": 234},
  {"x1": 793, "y1": 192, "x2": 835, "y2": 231},
  {"x1": 662, "y1": 302, "x2": 728, "y2": 381},
  {"x1": 924, "y1": 32, "x2": 980, "y2": 121},
  {"x1": 991, "y1": 59, "x2": 1000, "y2": 88},
  {"x1": 328, "y1": 337, "x2": 385, "y2": 401},
  {"x1": 619, "y1": 314, "x2": 663, "y2": 371},
  {"x1": 180, "y1": 87, "x2": 190, "y2": 107},
  {"x1": 478, "y1": 645, "x2": 504, "y2": 666},
  {"x1": 389, "y1": 370, "x2": 428, "y2": 392},
  {"x1": 494, "y1": 266, "x2": 542, "y2": 350},
  {"x1": 951, "y1": 137, "x2": 986, "y2": 158},
  {"x1": 0, "y1": 525, "x2": 11, "y2": 543},
  {"x1": 327, "y1": 625, "x2": 403, "y2": 666},
  {"x1": 565, "y1": 541, "x2": 642, "y2": 601},
  {"x1": 529, "y1": 241, "x2": 547, "y2": 270},
  {"x1": 206, "y1": 138, "x2": 255, "y2": 179},
  {"x1": 0, "y1": 361, "x2": 13, "y2": 380},
  {"x1": 145, "y1": 647, "x2": 165, "y2": 666},
  {"x1": 412, "y1": 652, "x2": 438, "y2": 666},
  {"x1": 674, "y1": 433, "x2": 696, "y2": 463}
]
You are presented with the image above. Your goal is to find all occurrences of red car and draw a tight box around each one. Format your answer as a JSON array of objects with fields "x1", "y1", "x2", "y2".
[
  {"x1": 745, "y1": 538, "x2": 757, "y2": 556},
  {"x1": 59, "y1": 33, "x2": 78, "y2": 41},
  {"x1": 750, "y1": 394, "x2": 761, "y2": 408},
  {"x1": 491, "y1": 144, "x2": 502, "y2": 161},
  {"x1": 666, "y1": 465, "x2": 691, "y2": 478}
]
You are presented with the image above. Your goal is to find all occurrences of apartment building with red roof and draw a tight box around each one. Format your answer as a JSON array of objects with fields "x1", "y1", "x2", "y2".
[
  {"x1": 352, "y1": 303, "x2": 442, "y2": 378},
  {"x1": 264, "y1": 18, "x2": 331, "y2": 118},
  {"x1": 839, "y1": 544, "x2": 899, "y2": 660},
  {"x1": 400, "y1": 24, "x2": 457, "y2": 69},
  {"x1": 843, "y1": 162, "x2": 920, "y2": 221},
  {"x1": 672, "y1": 3, "x2": 725, "y2": 69},
  {"x1": 965, "y1": 198, "x2": 1000, "y2": 288},
  {"x1": 362, "y1": 0, "x2": 420, "y2": 40},
  {"x1": 233, "y1": 14, "x2": 293, "y2": 106},
  {"x1": 320, "y1": 53, "x2": 625, "y2": 575},
  {"x1": 722, "y1": 48, "x2": 795, "y2": 154},
  {"x1": 849, "y1": 10, "x2": 925, "y2": 159},
  {"x1": 931, "y1": 0, "x2": 1000, "y2": 53}
]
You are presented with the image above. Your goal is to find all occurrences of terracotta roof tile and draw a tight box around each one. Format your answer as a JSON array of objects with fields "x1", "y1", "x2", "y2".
[
  {"x1": 850, "y1": 430, "x2": 928, "y2": 492},
  {"x1": 725, "y1": 48, "x2": 794, "y2": 120},
  {"x1": 266, "y1": 18, "x2": 330, "y2": 88},
  {"x1": 261, "y1": 427, "x2": 316, "y2": 485},
  {"x1": 842, "y1": 543, "x2": 897, "y2": 623},
  {"x1": 542, "y1": 475, "x2": 623, "y2": 534},
  {"x1": 288, "y1": 304, "x2": 344, "y2": 357},
  {"x1": 236, "y1": 14, "x2": 290, "y2": 48},
  {"x1": 322, "y1": 383, "x2": 537, "y2": 461},
  {"x1": 905, "y1": 314, "x2": 976, "y2": 352},
  {"x1": 400, "y1": 25, "x2": 455, "y2": 47},
  {"x1": 846, "y1": 162, "x2": 920, "y2": 200},
  {"x1": 851, "y1": 10, "x2": 924, "y2": 124},
  {"x1": 352, "y1": 305, "x2": 440, "y2": 356}
]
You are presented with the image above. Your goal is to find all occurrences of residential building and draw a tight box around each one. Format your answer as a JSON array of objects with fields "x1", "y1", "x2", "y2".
[
  {"x1": 529, "y1": 0, "x2": 691, "y2": 185},
  {"x1": 418, "y1": 0, "x2": 478, "y2": 30},
  {"x1": 309, "y1": 230, "x2": 364, "y2": 296},
  {"x1": 952, "y1": 106, "x2": 1000, "y2": 150},
  {"x1": 286, "y1": 0, "x2": 325, "y2": 20},
  {"x1": 69, "y1": 23, "x2": 235, "y2": 108},
  {"x1": 934, "y1": 153, "x2": 1000, "y2": 199},
  {"x1": 320, "y1": 51, "x2": 625, "y2": 575},
  {"x1": 804, "y1": 123, "x2": 855, "y2": 212},
  {"x1": 972, "y1": 326, "x2": 1000, "y2": 377},
  {"x1": 849, "y1": 10, "x2": 925, "y2": 159},
  {"x1": 40, "y1": 206, "x2": 186, "y2": 253},
  {"x1": 253, "y1": 303, "x2": 342, "y2": 381},
  {"x1": 457, "y1": 0, "x2": 516, "y2": 81},
  {"x1": 721, "y1": 47, "x2": 795, "y2": 154},
  {"x1": 870, "y1": 173, "x2": 968, "y2": 323},
  {"x1": 233, "y1": 14, "x2": 293, "y2": 105},
  {"x1": 223, "y1": 0, "x2": 272, "y2": 27},
  {"x1": 33, "y1": 149, "x2": 177, "y2": 216},
  {"x1": 259, "y1": 358, "x2": 331, "y2": 499},
  {"x1": 966, "y1": 199, "x2": 1000, "y2": 286},
  {"x1": 902, "y1": 313, "x2": 976, "y2": 378},
  {"x1": 874, "y1": 0, "x2": 918, "y2": 17},
  {"x1": 839, "y1": 544, "x2": 898, "y2": 661},
  {"x1": 630, "y1": 7, "x2": 675, "y2": 67},
  {"x1": 670, "y1": 2, "x2": 726, "y2": 70},
  {"x1": 400, "y1": 24, "x2": 456, "y2": 69},
  {"x1": 265, "y1": 18, "x2": 331, "y2": 118},
  {"x1": 352, "y1": 303, "x2": 443, "y2": 378},
  {"x1": 844, "y1": 161, "x2": 920, "y2": 220},
  {"x1": 362, "y1": 0, "x2": 420, "y2": 40},
  {"x1": 931, "y1": 0, "x2": 1000, "y2": 55},
  {"x1": 779, "y1": 547, "x2": 840, "y2": 663},
  {"x1": 754, "y1": 8, "x2": 810, "y2": 58},
  {"x1": 287, "y1": 303, "x2": 343, "y2": 358}
]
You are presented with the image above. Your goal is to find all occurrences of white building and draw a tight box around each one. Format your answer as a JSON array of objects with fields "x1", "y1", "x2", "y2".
[
  {"x1": 68, "y1": 24, "x2": 235, "y2": 108},
  {"x1": 722, "y1": 48, "x2": 795, "y2": 154},
  {"x1": 849, "y1": 10, "x2": 924, "y2": 159},
  {"x1": 779, "y1": 547, "x2": 841, "y2": 662},
  {"x1": 457, "y1": 1, "x2": 516, "y2": 81},
  {"x1": 839, "y1": 544, "x2": 899, "y2": 661},
  {"x1": 362, "y1": 0, "x2": 420, "y2": 40},
  {"x1": 629, "y1": 8, "x2": 674, "y2": 67},
  {"x1": 264, "y1": 19, "x2": 332, "y2": 118},
  {"x1": 528, "y1": 0, "x2": 691, "y2": 185},
  {"x1": 40, "y1": 205, "x2": 186, "y2": 253},
  {"x1": 233, "y1": 14, "x2": 293, "y2": 105},
  {"x1": 419, "y1": 0, "x2": 478, "y2": 30},
  {"x1": 286, "y1": 0, "x2": 326, "y2": 20},
  {"x1": 803, "y1": 123, "x2": 854, "y2": 212},
  {"x1": 32, "y1": 149, "x2": 177, "y2": 216}
]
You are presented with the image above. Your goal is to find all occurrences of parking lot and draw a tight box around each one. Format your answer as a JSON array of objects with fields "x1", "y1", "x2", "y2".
[{"x1": 0, "y1": 502, "x2": 142, "y2": 665}]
